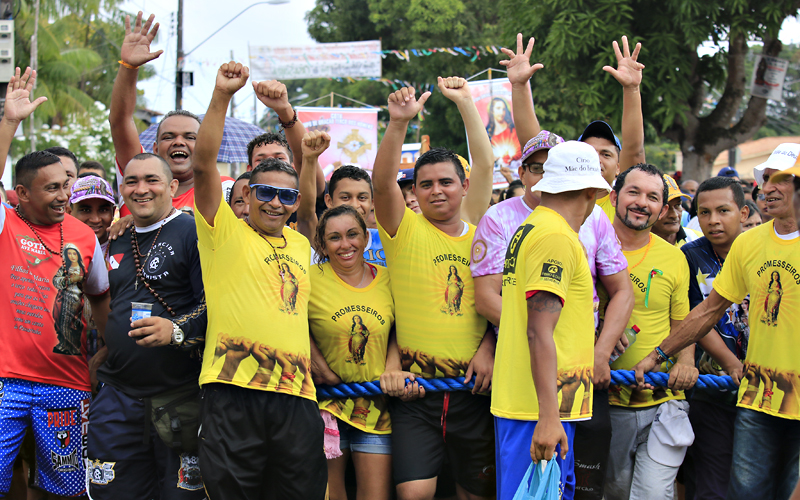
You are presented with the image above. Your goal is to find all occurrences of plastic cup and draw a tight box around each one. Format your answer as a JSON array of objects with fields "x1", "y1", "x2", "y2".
[{"x1": 131, "y1": 302, "x2": 153, "y2": 322}]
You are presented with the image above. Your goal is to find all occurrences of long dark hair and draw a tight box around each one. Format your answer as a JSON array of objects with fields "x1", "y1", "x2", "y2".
[
  {"x1": 485, "y1": 98, "x2": 515, "y2": 138},
  {"x1": 313, "y1": 205, "x2": 367, "y2": 270}
]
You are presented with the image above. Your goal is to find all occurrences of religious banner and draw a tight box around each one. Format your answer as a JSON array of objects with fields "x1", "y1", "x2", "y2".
[
  {"x1": 750, "y1": 55, "x2": 789, "y2": 101},
  {"x1": 297, "y1": 107, "x2": 379, "y2": 179},
  {"x1": 468, "y1": 78, "x2": 523, "y2": 189},
  {"x1": 249, "y1": 41, "x2": 382, "y2": 81}
]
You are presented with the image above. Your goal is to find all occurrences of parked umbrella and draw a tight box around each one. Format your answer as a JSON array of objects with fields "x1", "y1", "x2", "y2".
[{"x1": 138, "y1": 114, "x2": 266, "y2": 164}]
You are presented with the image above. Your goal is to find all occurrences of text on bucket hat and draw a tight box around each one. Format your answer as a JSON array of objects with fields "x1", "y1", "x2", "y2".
[
  {"x1": 753, "y1": 143, "x2": 800, "y2": 186},
  {"x1": 532, "y1": 141, "x2": 612, "y2": 195}
]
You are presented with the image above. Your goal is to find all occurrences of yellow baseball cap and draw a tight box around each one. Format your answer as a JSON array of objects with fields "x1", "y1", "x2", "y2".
[{"x1": 663, "y1": 174, "x2": 691, "y2": 202}]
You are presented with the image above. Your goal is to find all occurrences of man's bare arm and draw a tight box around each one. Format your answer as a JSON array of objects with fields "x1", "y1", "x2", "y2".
[
  {"x1": 594, "y1": 270, "x2": 634, "y2": 387},
  {"x1": 474, "y1": 274, "x2": 502, "y2": 326},
  {"x1": 296, "y1": 131, "x2": 330, "y2": 240},
  {"x1": 501, "y1": 33, "x2": 544, "y2": 146},
  {"x1": 0, "y1": 68, "x2": 47, "y2": 176},
  {"x1": 110, "y1": 12, "x2": 163, "y2": 172},
  {"x1": 603, "y1": 36, "x2": 645, "y2": 170},
  {"x1": 194, "y1": 62, "x2": 249, "y2": 225},
  {"x1": 87, "y1": 292, "x2": 110, "y2": 340},
  {"x1": 436, "y1": 77, "x2": 493, "y2": 225},
  {"x1": 252, "y1": 80, "x2": 324, "y2": 196},
  {"x1": 527, "y1": 291, "x2": 569, "y2": 462},
  {"x1": 373, "y1": 87, "x2": 430, "y2": 237},
  {"x1": 698, "y1": 330, "x2": 744, "y2": 384}
]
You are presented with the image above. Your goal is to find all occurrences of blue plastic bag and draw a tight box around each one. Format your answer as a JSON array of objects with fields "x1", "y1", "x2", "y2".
[{"x1": 512, "y1": 459, "x2": 562, "y2": 500}]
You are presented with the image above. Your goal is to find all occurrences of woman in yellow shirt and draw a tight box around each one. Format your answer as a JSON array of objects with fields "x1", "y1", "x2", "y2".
[{"x1": 309, "y1": 205, "x2": 420, "y2": 500}]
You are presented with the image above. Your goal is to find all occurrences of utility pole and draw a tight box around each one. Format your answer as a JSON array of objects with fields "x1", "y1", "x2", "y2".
[
  {"x1": 29, "y1": 0, "x2": 39, "y2": 150},
  {"x1": 175, "y1": 0, "x2": 183, "y2": 110}
]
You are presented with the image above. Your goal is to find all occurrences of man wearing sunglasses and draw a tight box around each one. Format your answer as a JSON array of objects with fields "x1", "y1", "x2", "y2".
[{"x1": 191, "y1": 61, "x2": 325, "y2": 500}]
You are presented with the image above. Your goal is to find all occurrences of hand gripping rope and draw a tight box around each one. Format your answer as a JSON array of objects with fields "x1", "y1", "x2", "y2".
[{"x1": 315, "y1": 371, "x2": 739, "y2": 399}]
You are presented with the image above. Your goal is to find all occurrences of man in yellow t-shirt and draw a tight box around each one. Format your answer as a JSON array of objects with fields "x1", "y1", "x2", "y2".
[
  {"x1": 604, "y1": 164, "x2": 698, "y2": 500},
  {"x1": 372, "y1": 81, "x2": 496, "y2": 499},
  {"x1": 634, "y1": 160, "x2": 800, "y2": 500},
  {"x1": 190, "y1": 63, "x2": 325, "y2": 500},
  {"x1": 492, "y1": 141, "x2": 610, "y2": 499}
]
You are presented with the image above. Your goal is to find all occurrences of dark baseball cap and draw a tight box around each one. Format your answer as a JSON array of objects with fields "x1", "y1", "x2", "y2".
[{"x1": 578, "y1": 121, "x2": 622, "y2": 150}]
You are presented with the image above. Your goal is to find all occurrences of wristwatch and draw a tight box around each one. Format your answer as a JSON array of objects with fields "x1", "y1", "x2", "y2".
[{"x1": 170, "y1": 322, "x2": 185, "y2": 346}]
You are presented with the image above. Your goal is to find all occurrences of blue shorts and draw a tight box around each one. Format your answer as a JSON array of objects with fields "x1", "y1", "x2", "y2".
[
  {"x1": 0, "y1": 378, "x2": 91, "y2": 497},
  {"x1": 495, "y1": 416, "x2": 576, "y2": 500},
  {"x1": 338, "y1": 422, "x2": 391, "y2": 455}
]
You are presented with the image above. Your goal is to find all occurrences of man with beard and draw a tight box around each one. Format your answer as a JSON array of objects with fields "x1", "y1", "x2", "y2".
[
  {"x1": 604, "y1": 164, "x2": 698, "y2": 500},
  {"x1": 87, "y1": 152, "x2": 208, "y2": 499},
  {"x1": 634, "y1": 157, "x2": 800, "y2": 500},
  {"x1": 0, "y1": 68, "x2": 110, "y2": 498}
]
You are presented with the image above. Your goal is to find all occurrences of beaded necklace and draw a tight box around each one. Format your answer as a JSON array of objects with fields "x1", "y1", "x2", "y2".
[
  {"x1": 15, "y1": 205, "x2": 65, "y2": 270},
  {"x1": 130, "y1": 208, "x2": 176, "y2": 317},
  {"x1": 246, "y1": 217, "x2": 288, "y2": 281}
]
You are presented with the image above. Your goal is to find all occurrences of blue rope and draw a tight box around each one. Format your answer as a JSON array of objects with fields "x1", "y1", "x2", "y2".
[{"x1": 315, "y1": 370, "x2": 739, "y2": 399}]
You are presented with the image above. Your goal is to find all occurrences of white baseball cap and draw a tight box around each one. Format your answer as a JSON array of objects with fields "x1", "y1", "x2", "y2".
[
  {"x1": 753, "y1": 143, "x2": 800, "y2": 186},
  {"x1": 533, "y1": 141, "x2": 612, "y2": 195},
  {"x1": 647, "y1": 401, "x2": 695, "y2": 467}
]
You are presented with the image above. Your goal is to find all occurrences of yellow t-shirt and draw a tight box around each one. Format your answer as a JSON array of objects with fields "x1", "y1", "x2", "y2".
[
  {"x1": 378, "y1": 207, "x2": 486, "y2": 379},
  {"x1": 195, "y1": 200, "x2": 315, "y2": 401},
  {"x1": 309, "y1": 262, "x2": 395, "y2": 433},
  {"x1": 491, "y1": 207, "x2": 595, "y2": 421},
  {"x1": 609, "y1": 233, "x2": 690, "y2": 408},
  {"x1": 713, "y1": 221, "x2": 800, "y2": 420},
  {"x1": 596, "y1": 194, "x2": 615, "y2": 222}
]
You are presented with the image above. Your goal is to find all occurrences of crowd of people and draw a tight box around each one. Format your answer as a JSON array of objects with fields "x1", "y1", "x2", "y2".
[{"x1": 0, "y1": 10, "x2": 799, "y2": 500}]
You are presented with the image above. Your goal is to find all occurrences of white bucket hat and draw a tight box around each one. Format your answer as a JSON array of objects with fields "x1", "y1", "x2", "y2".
[
  {"x1": 753, "y1": 143, "x2": 800, "y2": 186},
  {"x1": 647, "y1": 401, "x2": 694, "y2": 467},
  {"x1": 532, "y1": 141, "x2": 612, "y2": 195}
]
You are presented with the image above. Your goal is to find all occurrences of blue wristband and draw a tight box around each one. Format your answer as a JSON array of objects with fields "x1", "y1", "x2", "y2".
[{"x1": 655, "y1": 347, "x2": 674, "y2": 368}]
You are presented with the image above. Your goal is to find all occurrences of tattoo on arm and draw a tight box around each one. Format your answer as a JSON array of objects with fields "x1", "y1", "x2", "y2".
[{"x1": 527, "y1": 292, "x2": 563, "y2": 314}]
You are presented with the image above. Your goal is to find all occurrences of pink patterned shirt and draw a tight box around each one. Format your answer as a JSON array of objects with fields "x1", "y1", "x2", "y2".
[{"x1": 471, "y1": 198, "x2": 627, "y2": 323}]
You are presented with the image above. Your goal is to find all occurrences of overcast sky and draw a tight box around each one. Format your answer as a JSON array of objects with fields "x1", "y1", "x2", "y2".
[{"x1": 119, "y1": 0, "x2": 800, "y2": 122}]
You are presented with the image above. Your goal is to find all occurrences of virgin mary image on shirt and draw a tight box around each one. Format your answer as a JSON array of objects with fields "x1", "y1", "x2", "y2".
[{"x1": 52, "y1": 243, "x2": 85, "y2": 355}]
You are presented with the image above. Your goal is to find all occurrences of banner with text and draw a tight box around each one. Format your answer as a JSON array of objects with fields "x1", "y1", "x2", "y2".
[
  {"x1": 249, "y1": 41, "x2": 382, "y2": 81},
  {"x1": 469, "y1": 78, "x2": 523, "y2": 189},
  {"x1": 750, "y1": 55, "x2": 789, "y2": 101},
  {"x1": 297, "y1": 107, "x2": 379, "y2": 179}
]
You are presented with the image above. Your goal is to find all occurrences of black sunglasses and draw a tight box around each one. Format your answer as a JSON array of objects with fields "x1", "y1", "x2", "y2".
[{"x1": 250, "y1": 184, "x2": 299, "y2": 205}]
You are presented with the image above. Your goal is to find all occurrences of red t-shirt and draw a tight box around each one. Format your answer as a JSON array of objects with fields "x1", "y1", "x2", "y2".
[{"x1": 0, "y1": 207, "x2": 109, "y2": 391}]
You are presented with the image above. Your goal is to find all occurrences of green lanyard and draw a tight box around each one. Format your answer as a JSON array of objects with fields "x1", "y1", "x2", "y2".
[{"x1": 644, "y1": 268, "x2": 663, "y2": 308}]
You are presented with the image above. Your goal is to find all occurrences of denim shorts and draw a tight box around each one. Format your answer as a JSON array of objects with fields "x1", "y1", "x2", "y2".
[{"x1": 338, "y1": 423, "x2": 391, "y2": 455}]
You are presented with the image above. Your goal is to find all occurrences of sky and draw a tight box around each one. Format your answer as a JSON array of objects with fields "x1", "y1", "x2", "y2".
[{"x1": 118, "y1": 0, "x2": 799, "y2": 123}]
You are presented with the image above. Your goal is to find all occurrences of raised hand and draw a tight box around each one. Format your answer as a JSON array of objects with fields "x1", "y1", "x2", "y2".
[
  {"x1": 437, "y1": 76, "x2": 471, "y2": 104},
  {"x1": 253, "y1": 80, "x2": 291, "y2": 112},
  {"x1": 3, "y1": 67, "x2": 47, "y2": 123},
  {"x1": 500, "y1": 33, "x2": 544, "y2": 86},
  {"x1": 301, "y1": 131, "x2": 331, "y2": 159},
  {"x1": 602, "y1": 36, "x2": 644, "y2": 89},
  {"x1": 121, "y1": 12, "x2": 163, "y2": 68},
  {"x1": 387, "y1": 87, "x2": 431, "y2": 123},
  {"x1": 216, "y1": 61, "x2": 249, "y2": 96}
]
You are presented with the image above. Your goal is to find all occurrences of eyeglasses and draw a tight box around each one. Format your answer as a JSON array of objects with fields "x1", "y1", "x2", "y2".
[
  {"x1": 250, "y1": 184, "x2": 299, "y2": 205},
  {"x1": 522, "y1": 162, "x2": 545, "y2": 175}
]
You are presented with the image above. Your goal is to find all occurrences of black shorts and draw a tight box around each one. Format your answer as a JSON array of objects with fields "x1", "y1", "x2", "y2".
[
  {"x1": 573, "y1": 389, "x2": 612, "y2": 500},
  {"x1": 87, "y1": 384, "x2": 206, "y2": 500},
  {"x1": 198, "y1": 383, "x2": 327, "y2": 500},
  {"x1": 389, "y1": 391, "x2": 495, "y2": 496}
]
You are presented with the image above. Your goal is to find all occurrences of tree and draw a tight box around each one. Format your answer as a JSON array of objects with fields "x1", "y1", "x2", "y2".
[
  {"x1": 303, "y1": 0, "x2": 504, "y2": 156},
  {"x1": 495, "y1": 0, "x2": 800, "y2": 179},
  {"x1": 10, "y1": 1, "x2": 154, "y2": 157}
]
